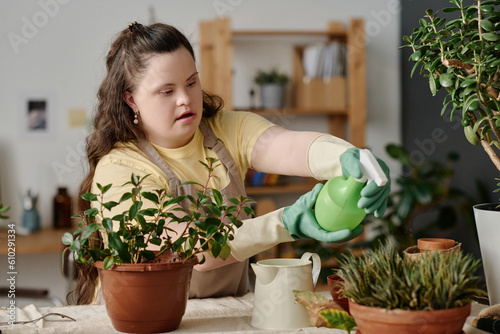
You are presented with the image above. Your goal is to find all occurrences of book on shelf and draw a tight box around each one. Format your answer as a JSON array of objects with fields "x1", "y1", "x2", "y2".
[
  {"x1": 245, "y1": 169, "x2": 283, "y2": 187},
  {"x1": 302, "y1": 41, "x2": 346, "y2": 80}
]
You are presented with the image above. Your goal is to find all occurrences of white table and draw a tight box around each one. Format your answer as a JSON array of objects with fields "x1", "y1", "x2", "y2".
[{"x1": 0, "y1": 293, "x2": 490, "y2": 334}]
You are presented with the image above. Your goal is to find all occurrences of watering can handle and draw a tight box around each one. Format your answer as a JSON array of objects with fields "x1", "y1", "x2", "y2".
[{"x1": 301, "y1": 252, "x2": 321, "y2": 287}]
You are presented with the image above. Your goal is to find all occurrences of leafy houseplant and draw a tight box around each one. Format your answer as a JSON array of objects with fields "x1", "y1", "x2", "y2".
[
  {"x1": 335, "y1": 243, "x2": 486, "y2": 334},
  {"x1": 62, "y1": 158, "x2": 253, "y2": 333},
  {"x1": 253, "y1": 68, "x2": 290, "y2": 86},
  {"x1": 402, "y1": 0, "x2": 500, "y2": 306},
  {"x1": 402, "y1": 0, "x2": 500, "y2": 173},
  {"x1": 253, "y1": 67, "x2": 290, "y2": 109},
  {"x1": 363, "y1": 143, "x2": 477, "y2": 250},
  {"x1": 0, "y1": 203, "x2": 10, "y2": 220}
]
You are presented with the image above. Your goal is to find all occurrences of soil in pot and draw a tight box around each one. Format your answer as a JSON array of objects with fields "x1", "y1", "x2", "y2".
[
  {"x1": 349, "y1": 300, "x2": 471, "y2": 334},
  {"x1": 95, "y1": 257, "x2": 198, "y2": 333}
]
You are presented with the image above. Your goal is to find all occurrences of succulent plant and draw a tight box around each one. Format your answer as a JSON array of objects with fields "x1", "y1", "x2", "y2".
[{"x1": 336, "y1": 242, "x2": 486, "y2": 310}]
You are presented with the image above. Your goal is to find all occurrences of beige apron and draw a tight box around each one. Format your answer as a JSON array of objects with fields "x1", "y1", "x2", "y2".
[{"x1": 137, "y1": 120, "x2": 251, "y2": 298}]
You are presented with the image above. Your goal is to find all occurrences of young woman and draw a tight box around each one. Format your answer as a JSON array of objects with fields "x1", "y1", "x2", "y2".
[{"x1": 71, "y1": 22, "x2": 390, "y2": 304}]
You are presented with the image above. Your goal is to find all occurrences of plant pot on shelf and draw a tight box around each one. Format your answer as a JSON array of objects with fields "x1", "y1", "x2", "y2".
[
  {"x1": 404, "y1": 239, "x2": 461, "y2": 262},
  {"x1": 474, "y1": 203, "x2": 500, "y2": 305},
  {"x1": 349, "y1": 300, "x2": 471, "y2": 334},
  {"x1": 260, "y1": 83, "x2": 285, "y2": 109},
  {"x1": 95, "y1": 257, "x2": 198, "y2": 333}
]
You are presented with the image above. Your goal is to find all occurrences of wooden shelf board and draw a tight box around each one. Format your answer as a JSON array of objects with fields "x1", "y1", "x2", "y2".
[
  {"x1": 233, "y1": 30, "x2": 347, "y2": 38},
  {"x1": 0, "y1": 228, "x2": 71, "y2": 255}
]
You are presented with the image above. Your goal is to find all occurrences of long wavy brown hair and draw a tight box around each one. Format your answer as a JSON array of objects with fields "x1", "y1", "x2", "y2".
[{"x1": 68, "y1": 22, "x2": 223, "y2": 305}]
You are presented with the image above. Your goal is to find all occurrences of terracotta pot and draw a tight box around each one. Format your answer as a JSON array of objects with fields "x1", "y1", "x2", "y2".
[
  {"x1": 349, "y1": 300, "x2": 471, "y2": 334},
  {"x1": 95, "y1": 256, "x2": 198, "y2": 333},
  {"x1": 417, "y1": 238, "x2": 456, "y2": 251},
  {"x1": 404, "y1": 242, "x2": 461, "y2": 262},
  {"x1": 326, "y1": 274, "x2": 349, "y2": 313}
]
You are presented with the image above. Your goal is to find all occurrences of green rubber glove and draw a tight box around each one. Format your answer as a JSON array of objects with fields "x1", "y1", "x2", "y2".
[
  {"x1": 340, "y1": 148, "x2": 391, "y2": 218},
  {"x1": 282, "y1": 184, "x2": 364, "y2": 242}
]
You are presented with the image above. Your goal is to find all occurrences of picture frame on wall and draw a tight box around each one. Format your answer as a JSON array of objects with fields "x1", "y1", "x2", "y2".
[{"x1": 19, "y1": 91, "x2": 55, "y2": 139}]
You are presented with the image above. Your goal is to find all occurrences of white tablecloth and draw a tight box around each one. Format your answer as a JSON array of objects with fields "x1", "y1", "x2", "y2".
[{"x1": 0, "y1": 293, "x2": 490, "y2": 334}]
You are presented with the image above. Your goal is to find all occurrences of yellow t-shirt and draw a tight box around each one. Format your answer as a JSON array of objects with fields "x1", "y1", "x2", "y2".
[{"x1": 92, "y1": 110, "x2": 274, "y2": 218}]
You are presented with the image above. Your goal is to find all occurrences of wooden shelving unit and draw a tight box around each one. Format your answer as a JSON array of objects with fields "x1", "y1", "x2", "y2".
[{"x1": 198, "y1": 18, "x2": 366, "y2": 196}]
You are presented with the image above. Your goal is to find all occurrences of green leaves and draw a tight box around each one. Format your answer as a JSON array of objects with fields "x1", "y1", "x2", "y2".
[
  {"x1": 482, "y1": 32, "x2": 500, "y2": 41},
  {"x1": 401, "y1": 0, "x2": 500, "y2": 172},
  {"x1": 61, "y1": 232, "x2": 73, "y2": 245},
  {"x1": 480, "y1": 19, "x2": 495, "y2": 31},
  {"x1": 464, "y1": 125, "x2": 479, "y2": 145},
  {"x1": 410, "y1": 50, "x2": 422, "y2": 62},
  {"x1": 293, "y1": 290, "x2": 354, "y2": 330},
  {"x1": 66, "y1": 158, "x2": 251, "y2": 270},
  {"x1": 108, "y1": 232, "x2": 131, "y2": 263},
  {"x1": 82, "y1": 193, "x2": 98, "y2": 201},
  {"x1": 318, "y1": 309, "x2": 356, "y2": 332},
  {"x1": 439, "y1": 73, "x2": 454, "y2": 88},
  {"x1": 80, "y1": 224, "x2": 101, "y2": 241},
  {"x1": 0, "y1": 203, "x2": 9, "y2": 219}
]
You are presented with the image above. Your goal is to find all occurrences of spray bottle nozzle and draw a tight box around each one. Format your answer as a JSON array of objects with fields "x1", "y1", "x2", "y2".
[{"x1": 355, "y1": 149, "x2": 388, "y2": 186}]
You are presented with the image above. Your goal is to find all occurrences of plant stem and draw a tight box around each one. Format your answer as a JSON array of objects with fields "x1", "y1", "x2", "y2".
[{"x1": 480, "y1": 139, "x2": 500, "y2": 171}]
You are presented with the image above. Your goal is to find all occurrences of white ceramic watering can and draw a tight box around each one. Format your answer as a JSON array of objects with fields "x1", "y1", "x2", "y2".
[{"x1": 250, "y1": 252, "x2": 321, "y2": 329}]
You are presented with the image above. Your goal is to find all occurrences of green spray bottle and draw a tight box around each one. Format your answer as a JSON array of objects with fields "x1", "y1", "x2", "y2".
[{"x1": 314, "y1": 149, "x2": 388, "y2": 232}]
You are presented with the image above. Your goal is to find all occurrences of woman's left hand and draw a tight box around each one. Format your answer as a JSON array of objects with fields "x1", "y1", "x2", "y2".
[{"x1": 340, "y1": 148, "x2": 391, "y2": 218}]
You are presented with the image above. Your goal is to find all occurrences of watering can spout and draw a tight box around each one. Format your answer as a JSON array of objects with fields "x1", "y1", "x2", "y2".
[{"x1": 251, "y1": 263, "x2": 278, "y2": 285}]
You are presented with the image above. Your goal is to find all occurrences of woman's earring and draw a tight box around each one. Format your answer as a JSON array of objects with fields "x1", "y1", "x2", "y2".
[{"x1": 133, "y1": 111, "x2": 139, "y2": 124}]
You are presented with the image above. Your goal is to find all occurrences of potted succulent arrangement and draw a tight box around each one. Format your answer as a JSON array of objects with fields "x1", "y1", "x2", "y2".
[
  {"x1": 335, "y1": 243, "x2": 486, "y2": 334},
  {"x1": 401, "y1": 0, "x2": 500, "y2": 304},
  {"x1": 62, "y1": 158, "x2": 253, "y2": 333},
  {"x1": 253, "y1": 67, "x2": 289, "y2": 109}
]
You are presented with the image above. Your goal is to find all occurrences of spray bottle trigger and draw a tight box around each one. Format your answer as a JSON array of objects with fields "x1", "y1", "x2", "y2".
[{"x1": 357, "y1": 149, "x2": 388, "y2": 187}]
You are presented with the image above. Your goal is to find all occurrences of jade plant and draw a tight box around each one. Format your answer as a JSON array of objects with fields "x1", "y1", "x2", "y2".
[
  {"x1": 62, "y1": 158, "x2": 254, "y2": 269},
  {"x1": 401, "y1": 0, "x2": 500, "y2": 194},
  {"x1": 336, "y1": 243, "x2": 486, "y2": 310}
]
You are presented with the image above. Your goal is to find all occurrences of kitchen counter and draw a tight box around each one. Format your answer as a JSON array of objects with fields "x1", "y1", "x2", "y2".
[{"x1": 0, "y1": 293, "x2": 491, "y2": 334}]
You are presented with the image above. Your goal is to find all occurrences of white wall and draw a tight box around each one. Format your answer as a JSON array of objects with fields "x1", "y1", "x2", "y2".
[
  {"x1": 0, "y1": 0, "x2": 401, "y2": 302},
  {"x1": 0, "y1": 0, "x2": 401, "y2": 227}
]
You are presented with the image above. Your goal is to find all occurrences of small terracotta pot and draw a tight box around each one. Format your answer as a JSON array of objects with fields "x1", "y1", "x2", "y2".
[
  {"x1": 418, "y1": 238, "x2": 456, "y2": 251},
  {"x1": 349, "y1": 300, "x2": 471, "y2": 334},
  {"x1": 327, "y1": 274, "x2": 349, "y2": 313},
  {"x1": 404, "y1": 241, "x2": 461, "y2": 262},
  {"x1": 95, "y1": 256, "x2": 198, "y2": 333}
]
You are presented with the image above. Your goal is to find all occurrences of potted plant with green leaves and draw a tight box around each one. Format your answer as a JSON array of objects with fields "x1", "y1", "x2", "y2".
[
  {"x1": 363, "y1": 144, "x2": 477, "y2": 250},
  {"x1": 401, "y1": 0, "x2": 500, "y2": 304},
  {"x1": 62, "y1": 158, "x2": 253, "y2": 333},
  {"x1": 0, "y1": 203, "x2": 10, "y2": 220},
  {"x1": 253, "y1": 67, "x2": 289, "y2": 109},
  {"x1": 335, "y1": 243, "x2": 486, "y2": 334}
]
